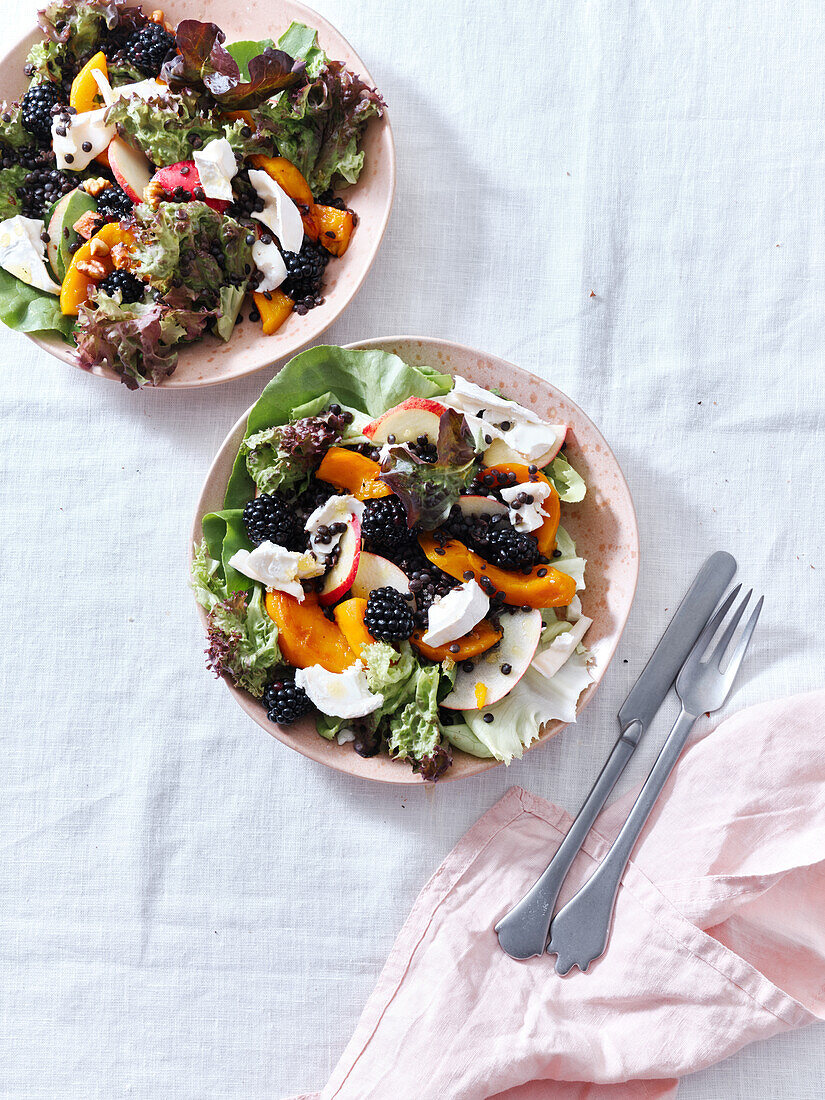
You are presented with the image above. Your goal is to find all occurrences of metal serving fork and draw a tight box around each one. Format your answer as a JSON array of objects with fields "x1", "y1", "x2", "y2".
[{"x1": 546, "y1": 584, "x2": 763, "y2": 975}]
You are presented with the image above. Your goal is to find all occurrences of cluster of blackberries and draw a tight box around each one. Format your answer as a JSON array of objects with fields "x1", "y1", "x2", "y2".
[
  {"x1": 243, "y1": 494, "x2": 302, "y2": 550},
  {"x1": 361, "y1": 496, "x2": 414, "y2": 555},
  {"x1": 96, "y1": 185, "x2": 134, "y2": 221},
  {"x1": 445, "y1": 509, "x2": 540, "y2": 571},
  {"x1": 263, "y1": 677, "x2": 312, "y2": 725},
  {"x1": 119, "y1": 24, "x2": 177, "y2": 77},
  {"x1": 363, "y1": 587, "x2": 416, "y2": 642},
  {"x1": 20, "y1": 82, "x2": 63, "y2": 144},
  {"x1": 16, "y1": 166, "x2": 73, "y2": 219}
]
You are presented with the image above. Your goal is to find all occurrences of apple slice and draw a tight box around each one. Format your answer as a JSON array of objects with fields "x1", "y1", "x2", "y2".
[
  {"x1": 318, "y1": 517, "x2": 361, "y2": 607},
  {"x1": 108, "y1": 137, "x2": 152, "y2": 203},
  {"x1": 150, "y1": 161, "x2": 230, "y2": 214},
  {"x1": 363, "y1": 397, "x2": 447, "y2": 444},
  {"x1": 349, "y1": 551, "x2": 412, "y2": 600},
  {"x1": 441, "y1": 608, "x2": 542, "y2": 710},
  {"x1": 456, "y1": 495, "x2": 509, "y2": 522},
  {"x1": 483, "y1": 428, "x2": 566, "y2": 470}
]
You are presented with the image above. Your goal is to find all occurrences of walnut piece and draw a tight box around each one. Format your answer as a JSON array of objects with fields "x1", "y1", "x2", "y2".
[
  {"x1": 110, "y1": 244, "x2": 133, "y2": 271},
  {"x1": 76, "y1": 259, "x2": 108, "y2": 280},
  {"x1": 81, "y1": 177, "x2": 112, "y2": 198},
  {"x1": 143, "y1": 180, "x2": 167, "y2": 208}
]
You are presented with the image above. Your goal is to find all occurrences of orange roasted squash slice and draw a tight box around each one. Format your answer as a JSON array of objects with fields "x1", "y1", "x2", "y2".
[
  {"x1": 265, "y1": 590, "x2": 356, "y2": 673},
  {"x1": 418, "y1": 533, "x2": 575, "y2": 609}
]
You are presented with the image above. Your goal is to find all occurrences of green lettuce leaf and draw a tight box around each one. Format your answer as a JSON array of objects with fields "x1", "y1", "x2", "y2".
[
  {"x1": 460, "y1": 659, "x2": 593, "y2": 764},
  {"x1": 106, "y1": 89, "x2": 267, "y2": 167},
  {"x1": 252, "y1": 30, "x2": 384, "y2": 195},
  {"x1": 0, "y1": 166, "x2": 28, "y2": 220},
  {"x1": 241, "y1": 410, "x2": 346, "y2": 497},
  {"x1": 201, "y1": 508, "x2": 255, "y2": 594},
  {"x1": 130, "y1": 201, "x2": 252, "y2": 311},
  {"x1": 276, "y1": 23, "x2": 328, "y2": 78},
  {"x1": 224, "y1": 346, "x2": 452, "y2": 509},
  {"x1": 191, "y1": 540, "x2": 280, "y2": 698},
  {"x1": 38, "y1": 0, "x2": 123, "y2": 55},
  {"x1": 215, "y1": 285, "x2": 246, "y2": 342},
  {"x1": 226, "y1": 40, "x2": 276, "y2": 81},
  {"x1": 0, "y1": 104, "x2": 31, "y2": 150},
  {"x1": 442, "y1": 720, "x2": 495, "y2": 759},
  {"x1": 554, "y1": 526, "x2": 586, "y2": 591},
  {"x1": 0, "y1": 268, "x2": 75, "y2": 340},
  {"x1": 387, "y1": 663, "x2": 452, "y2": 780},
  {"x1": 546, "y1": 454, "x2": 586, "y2": 503}
]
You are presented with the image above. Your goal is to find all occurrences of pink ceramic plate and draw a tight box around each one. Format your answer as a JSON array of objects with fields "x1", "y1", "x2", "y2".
[
  {"x1": 0, "y1": 0, "x2": 394, "y2": 388},
  {"x1": 190, "y1": 337, "x2": 640, "y2": 784}
]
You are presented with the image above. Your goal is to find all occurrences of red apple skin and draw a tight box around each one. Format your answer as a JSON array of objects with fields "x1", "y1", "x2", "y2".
[
  {"x1": 363, "y1": 397, "x2": 447, "y2": 443},
  {"x1": 150, "y1": 161, "x2": 230, "y2": 214},
  {"x1": 318, "y1": 518, "x2": 362, "y2": 607},
  {"x1": 108, "y1": 138, "x2": 153, "y2": 203}
]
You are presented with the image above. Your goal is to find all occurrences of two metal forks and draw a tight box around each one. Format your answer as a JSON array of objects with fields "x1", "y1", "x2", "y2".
[{"x1": 510, "y1": 583, "x2": 762, "y2": 974}]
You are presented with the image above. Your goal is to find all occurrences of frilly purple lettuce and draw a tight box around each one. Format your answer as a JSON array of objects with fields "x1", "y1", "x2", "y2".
[
  {"x1": 160, "y1": 20, "x2": 306, "y2": 110},
  {"x1": 380, "y1": 409, "x2": 480, "y2": 528},
  {"x1": 75, "y1": 292, "x2": 210, "y2": 388}
]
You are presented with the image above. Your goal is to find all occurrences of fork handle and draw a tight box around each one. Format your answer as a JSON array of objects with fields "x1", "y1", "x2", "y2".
[
  {"x1": 547, "y1": 706, "x2": 698, "y2": 972},
  {"x1": 495, "y1": 721, "x2": 642, "y2": 960}
]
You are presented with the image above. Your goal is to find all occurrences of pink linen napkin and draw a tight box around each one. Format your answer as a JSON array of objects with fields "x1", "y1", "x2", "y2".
[{"x1": 289, "y1": 691, "x2": 825, "y2": 1099}]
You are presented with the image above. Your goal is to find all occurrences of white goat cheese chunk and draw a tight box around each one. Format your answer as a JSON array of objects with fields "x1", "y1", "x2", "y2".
[
  {"x1": 422, "y1": 580, "x2": 489, "y2": 648},
  {"x1": 296, "y1": 662, "x2": 384, "y2": 719}
]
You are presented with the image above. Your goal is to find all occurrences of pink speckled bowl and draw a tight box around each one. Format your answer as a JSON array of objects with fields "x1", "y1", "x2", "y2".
[
  {"x1": 0, "y1": 1, "x2": 394, "y2": 388},
  {"x1": 190, "y1": 338, "x2": 640, "y2": 784}
]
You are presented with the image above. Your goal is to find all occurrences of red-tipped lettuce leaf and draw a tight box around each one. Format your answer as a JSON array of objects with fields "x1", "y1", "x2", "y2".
[
  {"x1": 161, "y1": 19, "x2": 306, "y2": 109},
  {"x1": 380, "y1": 409, "x2": 479, "y2": 529}
]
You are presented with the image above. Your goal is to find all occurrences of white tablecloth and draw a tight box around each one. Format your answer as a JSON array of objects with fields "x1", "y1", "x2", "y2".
[{"x1": 2, "y1": 1, "x2": 824, "y2": 1096}]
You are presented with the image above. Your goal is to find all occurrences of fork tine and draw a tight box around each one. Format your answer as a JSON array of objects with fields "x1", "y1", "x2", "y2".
[
  {"x1": 723, "y1": 596, "x2": 763, "y2": 690},
  {"x1": 691, "y1": 584, "x2": 741, "y2": 662},
  {"x1": 709, "y1": 589, "x2": 751, "y2": 669}
]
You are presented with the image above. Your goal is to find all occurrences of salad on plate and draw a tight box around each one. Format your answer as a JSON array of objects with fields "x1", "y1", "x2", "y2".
[
  {"x1": 0, "y1": 1, "x2": 383, "y2": 386},
  {"x1": 192, "y1": 346, "x2": 594, "y2": 781}
]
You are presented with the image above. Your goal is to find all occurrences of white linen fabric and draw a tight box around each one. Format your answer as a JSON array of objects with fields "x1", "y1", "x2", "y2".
[{"x1": 1, "y1": 0, "x2": 824, "y2": 1097}]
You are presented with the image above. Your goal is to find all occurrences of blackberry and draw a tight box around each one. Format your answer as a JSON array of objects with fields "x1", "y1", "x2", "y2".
[
  {"x1": 364, "y1": 586, "x2": 416, "y2": 642},
  {"x1": 476, "y1": 517, "x2": 539, "y2": 570},
  {"x1": 17, "y1": 167, "x2": 73, "y2": 219},
  {"x1": 281, "y1": 237, "x2": 329, "y2": 311},
  {"x1": 263, "y1": 677, "x2": 313, "y2": 725},
  {"x1": 121, "y1": 23, "x2": 177, "y2": 77},
  {"x1": 20, "y1": 82, "x2": 63, "y2": 144},
  {"x1": 243, "y1": 494, "x2": 302, "y2": 549},
  {"x1": 361, "y1": 496, "x2": 413, "y2": 554},
  {"x1": 99, "y1": 271, "x2": 145, "y2": 304},
  {"x1": 96, "y1": 184, "x2": 133, "y2": 221}
]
